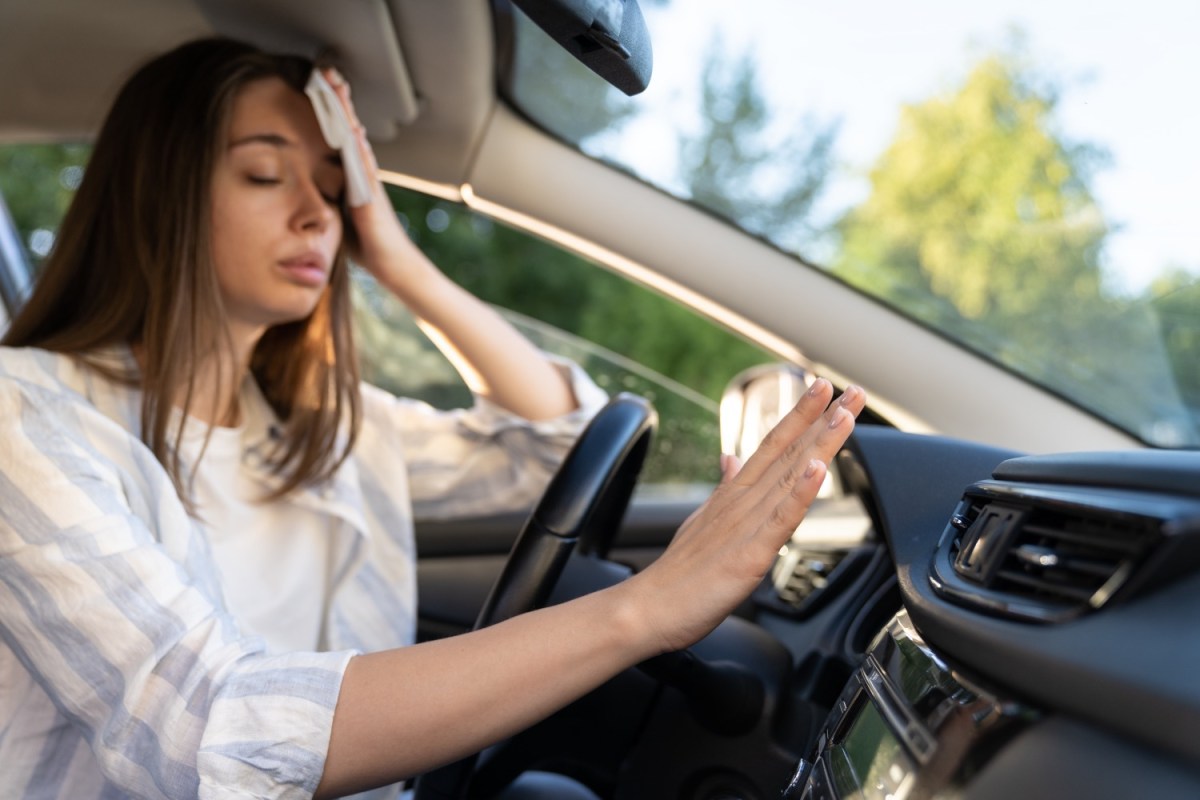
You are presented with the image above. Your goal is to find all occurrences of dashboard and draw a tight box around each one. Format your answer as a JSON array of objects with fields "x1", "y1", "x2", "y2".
[{"x1": 779, "y1": 425, "x2": 1200, "y2": 799}]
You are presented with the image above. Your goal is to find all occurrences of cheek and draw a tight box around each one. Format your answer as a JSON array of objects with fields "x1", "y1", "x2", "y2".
[
  {"x1": 209, "y1": 205, "x2": 244, "y2": 293},
  {"x1": 208, "y1": 178, "x2": 275, "y2": 281},
  {"x1": 328, "y1": 212, "x2": 345, "y2": 251}
]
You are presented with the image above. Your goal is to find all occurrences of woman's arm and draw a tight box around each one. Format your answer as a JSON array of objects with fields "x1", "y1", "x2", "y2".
[
  {"x1": 316, "y1": 380, "x2": 866, "y2": 796},
  {"x1": 327, "y1": 69, "x2": 576, "y2": 422},
  {"x1": 369, "y1": 237, "x2": 578, "y2": 421}
]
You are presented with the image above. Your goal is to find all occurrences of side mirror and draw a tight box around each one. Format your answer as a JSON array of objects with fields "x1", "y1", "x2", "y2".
[
  {"x1": 508, "y1": 0, "x2": 654, "y2": 95},
  {"x1": 719, "y1": 364, "x2": 813, "y2": 464},
  {"x1": 720, "y1": 363, "x2": 845, "y2": 502}
]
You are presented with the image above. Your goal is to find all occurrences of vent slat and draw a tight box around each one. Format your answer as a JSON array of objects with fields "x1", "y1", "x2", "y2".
[
  {"x1": 1020, "y1": 523, "x2": 1144, "y2": 556},
  {"x1": 947, "y1": 494, "x2": 1159, "y2": 620},
  {"x1": 994, "y1": 569, "x2": 1101, "y2": 602}
]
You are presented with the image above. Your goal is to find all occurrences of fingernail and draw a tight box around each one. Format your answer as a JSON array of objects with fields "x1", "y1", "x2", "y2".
[
  {"x1": 840, "y1": 385, "x2": 860, "y2": 406},
  {"x1": 804, "y1": 459, "x2": 820, "y2": 479},
  {"x1": 807, "y1": 378, "x2": 826, "y2": 397},
  {"x1": 829, "y1": 409, "x2": 846, "y2": 429}
]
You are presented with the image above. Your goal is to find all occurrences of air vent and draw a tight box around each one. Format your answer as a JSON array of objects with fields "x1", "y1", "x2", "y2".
[
  {"x1": 929, "y1": 482, "x2": 1186, "y2": 623},
  {"x1": 771, "y1": 548, "x2": 843, "y2": 608},
  {"x1": 755, "y1": 545, "x2": 872, "y2": 618}
]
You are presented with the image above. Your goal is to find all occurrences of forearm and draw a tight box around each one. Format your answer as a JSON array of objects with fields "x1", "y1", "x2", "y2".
[
  {"x1": 375, "y1": 241, "x2": 577, "y2": 420},
  {"x1": 315, "y1": 581, "x2": 654, "y2": 797}
]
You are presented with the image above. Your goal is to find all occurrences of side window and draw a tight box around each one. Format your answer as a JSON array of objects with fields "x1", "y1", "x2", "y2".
[
  {"x1": 0, "y1": 144, "x2": 91, "y2": 319},
  {"x1": 356, "y1": 184, "x2": 776, "y2": 495},
  {"x1": 0, "y1": 144, "x2": 90, "y2": 266}
]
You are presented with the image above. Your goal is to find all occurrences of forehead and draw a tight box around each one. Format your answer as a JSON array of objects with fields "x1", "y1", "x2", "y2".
[{"x1": 225, "y1": 76, "x2": 334, "y2": 157}]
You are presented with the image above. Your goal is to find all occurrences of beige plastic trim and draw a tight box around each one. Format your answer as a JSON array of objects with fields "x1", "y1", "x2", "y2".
[{"x1": 196, "y1": 0, "x2": 418, "y2": 137}]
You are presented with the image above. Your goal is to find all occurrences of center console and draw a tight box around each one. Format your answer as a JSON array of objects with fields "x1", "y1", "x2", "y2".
[{"x1": 785, "y1": 610, "x2": 1029, "y2": 799}]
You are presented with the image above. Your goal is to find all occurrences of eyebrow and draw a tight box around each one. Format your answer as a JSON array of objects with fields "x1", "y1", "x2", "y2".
[
  {"x1": 229, "y1": 132, "x2": 292, "y2": 149},
  {"x1": 229, "y1": 133, "x2": 342, "y2": 166}
]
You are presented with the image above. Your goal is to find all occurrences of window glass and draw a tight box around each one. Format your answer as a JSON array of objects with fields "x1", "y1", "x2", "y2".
[
  {"x1": 0, "y1": 143, "x2": 90, "y2": 268},
  {"x1": 358, "y1": 184, "x2": 777, "y2": 494}
]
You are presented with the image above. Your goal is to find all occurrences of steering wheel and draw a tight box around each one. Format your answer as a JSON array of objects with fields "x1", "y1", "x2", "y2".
[{"x1": 413, "y1": 392, "x2": 657, "y2": 799}]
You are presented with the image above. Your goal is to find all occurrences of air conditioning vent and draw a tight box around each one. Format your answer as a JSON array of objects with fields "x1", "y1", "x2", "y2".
[
  {"x1": 755, "y1": 544, "x2": 873, "y2": 618},
  {"x1": 930, "y1": 483, "x2": 1188, "y2": 623},
  {"x1": 986, "y1": 507, "x2": 1150, "y2": 603}
]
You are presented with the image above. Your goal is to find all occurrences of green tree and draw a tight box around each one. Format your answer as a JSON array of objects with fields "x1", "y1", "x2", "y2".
[
  {"x1": 382, "y1": 187, "x2": 770, "y2": 405},
  {"x1": 1146, "y1": 268, "x2": 1200, "y2": 433},
  {"x1": 678, "y1": 42, "x2": 836, "y2": 253},
  {"x1": 836, "y1": 54, "x2": 1106, "y2": 324},
  {"x1": 833, "y1": 50, "x2": 1194, "y2": 444},
  {"x1": 0, "y1": 143, "x2": 90, "y2": 267}
]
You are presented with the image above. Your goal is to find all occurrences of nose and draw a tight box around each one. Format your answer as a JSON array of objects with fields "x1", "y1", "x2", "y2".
[{"x1": 293, "y1": 177, "x2": 338, "y2": 234}]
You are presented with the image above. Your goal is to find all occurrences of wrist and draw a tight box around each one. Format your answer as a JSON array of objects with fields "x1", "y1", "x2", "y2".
[{"x1": 602, "y1": 578, "x2": 673, "y2": 662}]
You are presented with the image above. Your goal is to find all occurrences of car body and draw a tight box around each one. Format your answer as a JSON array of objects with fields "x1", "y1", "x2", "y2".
[{"x1": 2, "y1": 1, "x2": 1198, "y2": 798}]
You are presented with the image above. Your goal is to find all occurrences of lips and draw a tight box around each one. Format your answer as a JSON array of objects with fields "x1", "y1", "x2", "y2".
[{"x1": 277, "y1": 252, "x2": 329, "y2": 288}]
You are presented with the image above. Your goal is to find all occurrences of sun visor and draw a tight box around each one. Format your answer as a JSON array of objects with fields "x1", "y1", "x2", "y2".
[{"x1": 195, "y1": 0, "x2": 418, "y2": 139}]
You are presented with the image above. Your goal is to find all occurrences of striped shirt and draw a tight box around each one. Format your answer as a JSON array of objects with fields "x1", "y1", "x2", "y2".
[{"x1": 0, "y1": 346, "x2": 606, "y2": 799}]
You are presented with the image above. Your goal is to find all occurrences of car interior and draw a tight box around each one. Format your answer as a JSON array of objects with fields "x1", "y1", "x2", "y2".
[{"x1": 2, "y1": 0, "x2": 1199, "y2": 798}]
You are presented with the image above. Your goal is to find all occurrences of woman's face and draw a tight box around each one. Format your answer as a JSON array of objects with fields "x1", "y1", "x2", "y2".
[{"x1": 210, "y1": 76, "x2": 344, "y2": 341}]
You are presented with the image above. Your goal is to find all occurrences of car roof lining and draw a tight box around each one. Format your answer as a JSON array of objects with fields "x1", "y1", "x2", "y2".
[
  {"x1": 0, "y1": 0, "x2": 211, "y2": 141},
  {"x1": 195, "y1": 0, "x2": 419, "y2": 137}
]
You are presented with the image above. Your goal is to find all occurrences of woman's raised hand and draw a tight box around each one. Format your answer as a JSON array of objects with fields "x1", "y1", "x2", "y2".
[
  {"x1": 628, "y1": 379, "x2": 866, "y2": 654},
  {"x1": 320, "y1": 68, "x2": 429, "y2": 295}
]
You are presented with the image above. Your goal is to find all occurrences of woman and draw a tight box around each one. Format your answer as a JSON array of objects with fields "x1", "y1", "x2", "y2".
[{"x1": 0, "y1": 38, "x2": 865, "y2": 798}]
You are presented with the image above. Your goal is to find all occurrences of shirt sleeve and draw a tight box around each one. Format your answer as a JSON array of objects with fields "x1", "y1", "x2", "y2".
[
  {"x1": 368, "y1": 355, "x2": 608, "y2": 520},
  {"x1": 0, "y1": 375, "x2": 353, "y2": 799}
]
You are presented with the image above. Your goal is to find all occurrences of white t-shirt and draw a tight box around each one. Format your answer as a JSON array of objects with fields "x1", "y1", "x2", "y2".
[{"x1": 179, "y1": 413, "x2": 337, "y2": 654}]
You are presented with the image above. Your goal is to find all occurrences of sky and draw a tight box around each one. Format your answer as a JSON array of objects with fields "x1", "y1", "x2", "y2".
[{"x1": 601, "y1": 0, "x2": 1199, "y2": 295}]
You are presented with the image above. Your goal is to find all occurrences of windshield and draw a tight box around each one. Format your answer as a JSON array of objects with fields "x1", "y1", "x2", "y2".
[{"x1": 505, "y1": 0, "x2": 1200, "y2": 448}]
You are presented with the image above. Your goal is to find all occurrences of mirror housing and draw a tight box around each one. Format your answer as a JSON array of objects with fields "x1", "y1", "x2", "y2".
[
  {"x1": 509, "y1": 0, "x2": 653, "y2": 95},
  {"x1": 719, "y1": 364, "x2": 813, "y2": 464}
]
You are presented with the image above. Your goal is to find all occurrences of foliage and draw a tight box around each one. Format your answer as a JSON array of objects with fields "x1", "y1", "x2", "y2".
[
  {"x1": 385, "y1": 187, "x2": 771, "y2": 409},
  {"x1": 678, "y1": 43, "x2": 837, "y2": 253},
  {"x1": 1145, "y1": 268, "x2": 1200, "y2": 434},
  {"x1": 832, "y1": 51, "x2": 1197, "y2": 444},
  {"x1": 0, "y1": 143, "x2": 90, "y2": 266},
  {"x1": 836, "y1": 55, "x2": 1107, "y2": 322},
  {"x1": 378, "y1": 186, "x2": 775, "y2": 485}
]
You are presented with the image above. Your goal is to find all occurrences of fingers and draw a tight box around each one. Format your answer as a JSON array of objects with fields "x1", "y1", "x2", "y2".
[
  {"x1": 733, "y1": 378, "x2": 856, "y2": 486},
  {"x1": 638, "y1": 382, "x2": 865, "y2": 651},
  {"x1": 722, "y1": 381, "x2": 864, "y2": 534},
  {"x1": 322, "y1": 67, "x2": 380, "y2": 177}
]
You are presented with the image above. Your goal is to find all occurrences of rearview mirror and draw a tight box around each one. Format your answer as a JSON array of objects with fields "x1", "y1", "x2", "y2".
[{"x1": 508, "y1": 0, "x2": 653, "y2": 95}]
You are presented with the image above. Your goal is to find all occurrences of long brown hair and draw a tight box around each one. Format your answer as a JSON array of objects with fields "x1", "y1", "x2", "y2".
[{"x1": 2, "y1": 38, "x2": 361, "y2": 503}]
